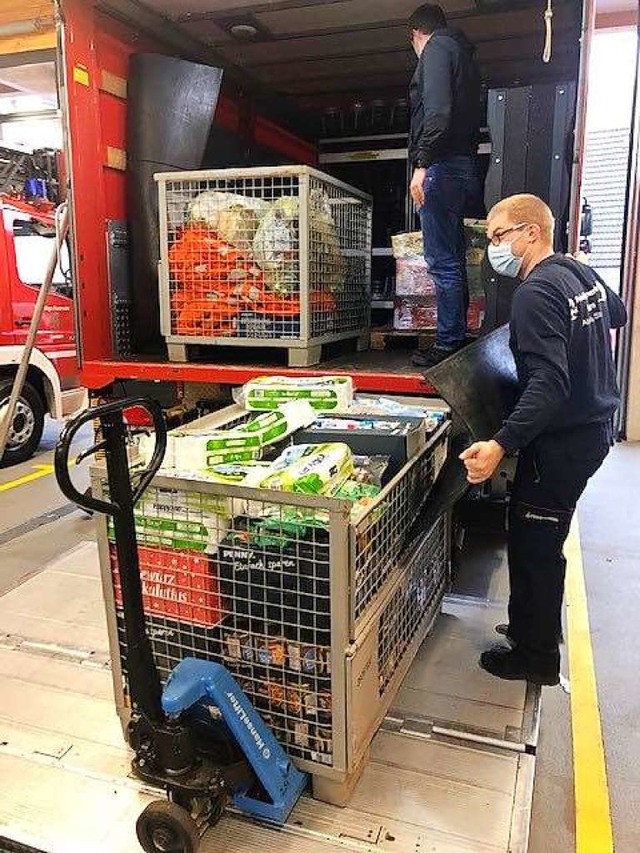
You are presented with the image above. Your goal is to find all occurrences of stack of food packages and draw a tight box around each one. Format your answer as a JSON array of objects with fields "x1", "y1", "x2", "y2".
[
  {"x1": 391, "y1": 220, "x2": 487, "y2": 331},
  {"x1": 168, "y1": 188, "x2": 344, "y2": 339},
  {"x1": 114, "y1": 376, "x2": 447, "y2": 763}
]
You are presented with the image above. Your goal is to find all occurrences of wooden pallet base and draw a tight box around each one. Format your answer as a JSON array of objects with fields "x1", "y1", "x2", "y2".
[
  {"x1": 167, "y1": 333, "x2": 370, "y2": 368},
  {"x1": 370, "y1": 327, "x2": 435, "y2": 352}
]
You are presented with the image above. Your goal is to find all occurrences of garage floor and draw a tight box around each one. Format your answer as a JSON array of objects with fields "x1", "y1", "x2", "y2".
[
  {"x1": 529, "y1": 442, "x2": 640, "y2": 853},
  {"x1": 1, "y1": 422, "x2": 638, "y2": 851}
]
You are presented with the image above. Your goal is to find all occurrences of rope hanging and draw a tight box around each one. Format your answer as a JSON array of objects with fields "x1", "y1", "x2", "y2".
[{"x1": 543, "y1": 0, "x2": 554, "y2": 64}]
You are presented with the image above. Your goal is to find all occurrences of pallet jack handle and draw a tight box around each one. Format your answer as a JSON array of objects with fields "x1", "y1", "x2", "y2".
[
  {"x1": 54, "y1": 397, "x2": 167, "y2": 515},
  {"x1": 54, "y1": 397, "x2": 168, "y2": 723}
]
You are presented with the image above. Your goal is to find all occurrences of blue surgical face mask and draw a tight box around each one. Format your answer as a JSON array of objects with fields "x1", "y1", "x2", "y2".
[{"x1": 487, "y1": 241, "x2": 524, "y2": 278}]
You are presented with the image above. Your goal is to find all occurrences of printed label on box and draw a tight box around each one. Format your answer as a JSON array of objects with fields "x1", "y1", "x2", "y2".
[{"x1": 110, "y1": 543, "x2": 222, "y2": 627}]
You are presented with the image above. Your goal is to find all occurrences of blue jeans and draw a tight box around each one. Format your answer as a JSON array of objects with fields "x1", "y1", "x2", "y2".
[{"x1": 419, "y1": 155, "x2": 483, "y2": 349}]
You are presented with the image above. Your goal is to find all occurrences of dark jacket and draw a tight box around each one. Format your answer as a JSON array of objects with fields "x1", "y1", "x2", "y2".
[
  {"x1": 495, "y1": 256, "x2": 627, "y2": 454},
  {"x1": 408, "y1": 27, "x2": 482, "y2": 169}
]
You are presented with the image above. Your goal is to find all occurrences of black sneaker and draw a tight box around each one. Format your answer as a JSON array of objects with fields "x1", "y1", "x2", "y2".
[
  {"x1": 411, "y1": 336, "x2": 475, "y2": 368},
  {"x1": 479, "y1": 645, "x2": 560, "y2": 686},
  {"x1": 495, "y1": 624, "x2": 515, "y2": 646},
  {"x1": 411, "y1": 344, "x2": 457, "y2": 368},
  {"x1": 495, "y1": 623, "x2": 564, "y2": 645}
]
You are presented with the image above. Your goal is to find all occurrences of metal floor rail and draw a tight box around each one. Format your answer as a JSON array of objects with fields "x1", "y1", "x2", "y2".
[{"x1": 0, "y1": 541, "x2": 539, "y2": 853}]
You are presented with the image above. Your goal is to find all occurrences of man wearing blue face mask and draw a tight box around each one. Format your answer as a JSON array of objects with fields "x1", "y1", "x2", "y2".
[{"x1": 460, "y1": 193, "x2": 626, "y2": 685}]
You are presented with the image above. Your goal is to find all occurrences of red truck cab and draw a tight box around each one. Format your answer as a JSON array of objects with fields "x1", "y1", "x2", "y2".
[{"x1": 0, "y1": 195, "x2": 86, "y2": 466}]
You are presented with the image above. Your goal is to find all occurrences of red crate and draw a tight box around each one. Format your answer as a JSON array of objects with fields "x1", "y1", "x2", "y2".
[{"x1": 110, "y1": 544, "x2": 222, "y2": 627}]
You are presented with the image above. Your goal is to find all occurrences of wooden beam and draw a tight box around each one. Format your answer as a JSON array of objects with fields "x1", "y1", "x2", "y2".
[
  {"x1": 596, "y1": 11, "x2": 638, "y2": 30},
  {"x1": 0, "y1": 30, "x2": 57, "y2": 56},
  {"x1": 0, "y1": 1, "x2": 53, "y2": 28},
  {"x1": 0, "y1": 48, "x2": 56, "y2": 68}
]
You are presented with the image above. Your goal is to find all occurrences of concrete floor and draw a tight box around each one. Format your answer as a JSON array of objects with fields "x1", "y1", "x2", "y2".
[
  {"x1": 1, "y1": 428, "x2": 639, "y2": 851},
  {"x1": 0, "y1": 419, "x2": 92, "y2": 596},
  {"x1": 529, "y1": 442, "x2": 640, "y2": 853}
]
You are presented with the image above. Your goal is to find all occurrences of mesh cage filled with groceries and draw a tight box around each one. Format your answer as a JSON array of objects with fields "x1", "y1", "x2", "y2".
[{"x1": 95, "y1": 377, "x2": 451, "y2": 783}]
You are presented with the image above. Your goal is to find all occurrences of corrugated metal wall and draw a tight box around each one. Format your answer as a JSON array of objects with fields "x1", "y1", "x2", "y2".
[{"x1": 582, "y1": 127, "x2": 630, "y2": 272}]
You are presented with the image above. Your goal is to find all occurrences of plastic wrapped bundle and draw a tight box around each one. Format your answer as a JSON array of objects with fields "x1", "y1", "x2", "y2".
[
  {"x1": 237, "y1": 375, "x2": 354, "y2": 413},
  {"x1": 393, "y1": 295, "x2": 438, "y2": 330},
  {"x1": 252, "y1": 196, "x2": 300, "y2": 295},
  {"x1": 468, "y1": 295, "x2": 485, "y2": 331},
  {"x1": 166, "y1": 401, "x2": 317, "y2": 471},
  {"x1": 464, "y1": 219, "x2": 488, "y2": 299},
  {"x1": 391, "y1": 222, "x2": 487, "y2": 329},
  {"x1": 252, "y1": 191, "x2": 344, "y2": 296},
  {"x1": 391, "y1": 231, "x2": 424, "y2": 258},
  {"x1": 260, "y1": 443, "x2": 354, "y2": 496},
  {"x1": 395, "y1": 257, "x2": 435, "y2": 297},
  {"x1": 464, "y1": 219, "x2": 487, "y2": 267},
  {"x1": 188, "y1": 190, "x2": 268, "y2": 248},
  {"x1": 309, "y1": 188, "x2": 344, "y2": 294}
]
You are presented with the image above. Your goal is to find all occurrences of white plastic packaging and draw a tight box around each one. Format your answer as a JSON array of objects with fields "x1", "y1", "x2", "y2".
[
  {"x1": 169, "y1": 400, "x2": 316, "y2": 471},
  {"x1": 236, "y1": 375, "x2": 354, "y2": 413}
]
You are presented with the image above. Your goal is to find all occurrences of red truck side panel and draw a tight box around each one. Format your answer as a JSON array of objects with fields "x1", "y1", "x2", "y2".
[
  {"x1": 62, "y1": 0, "x2": 317, "y2": 374},
  {"x1": 62, "y1": 0, "x2": 113, "y2": 362},
  {"x1": 0, "y1": 205, "x2": 12, "y2": 339},
  {"x1": 80, "y1": 358, "x2": 434, "y2": 395}
]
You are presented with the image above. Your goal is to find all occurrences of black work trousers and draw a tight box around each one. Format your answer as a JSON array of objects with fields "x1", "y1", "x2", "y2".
[{"x1": 507, "y1": 421, "x2": 612, "y2": 667}]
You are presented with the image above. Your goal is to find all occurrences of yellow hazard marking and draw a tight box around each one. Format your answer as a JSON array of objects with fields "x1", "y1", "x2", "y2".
[
  {"x1": 0, "y1": 464, "x2": 54, "y2": 492},
  {"x1": 73, "y1": 64, "x2": 90, "y2": 87},
  {"x1": 565, "y1": 518, "x2": 614, "y2": 853}
]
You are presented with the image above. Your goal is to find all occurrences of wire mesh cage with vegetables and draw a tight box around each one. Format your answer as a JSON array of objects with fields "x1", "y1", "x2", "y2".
[{"x1": 156, "y1": 166, "x2": 372, "y2": 365}]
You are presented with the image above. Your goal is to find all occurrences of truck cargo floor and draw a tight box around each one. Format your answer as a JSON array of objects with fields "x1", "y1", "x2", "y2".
[{"x1": 0, "y1": 535, "x2": 538, "y2": 853}]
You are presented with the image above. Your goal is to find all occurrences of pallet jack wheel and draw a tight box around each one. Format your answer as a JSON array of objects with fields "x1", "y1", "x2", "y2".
[{"x1": 136, "y1": 800, "x2": 200, "y2": 853}]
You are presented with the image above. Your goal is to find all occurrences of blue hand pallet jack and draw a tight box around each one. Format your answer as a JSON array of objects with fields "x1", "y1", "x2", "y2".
[{"x1": 54, "y1": 398, "x2": 307, "y2": 853}]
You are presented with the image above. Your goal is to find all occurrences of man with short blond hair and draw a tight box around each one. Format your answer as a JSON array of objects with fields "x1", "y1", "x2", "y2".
[
  {"x1": 460, "y1": 193, "x2": 626, "y2": 685},
  {"x1": 489, "y1": 194, "x2": 555, "y2": 243}
]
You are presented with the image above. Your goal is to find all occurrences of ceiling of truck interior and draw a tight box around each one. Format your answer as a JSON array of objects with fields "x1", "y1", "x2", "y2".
[
  {"x1": 117, "y1": 0, "x2": 582, "y2": 109},
  {"x1": 0, "y1": 62, "x2": 56, "y2": 101}
]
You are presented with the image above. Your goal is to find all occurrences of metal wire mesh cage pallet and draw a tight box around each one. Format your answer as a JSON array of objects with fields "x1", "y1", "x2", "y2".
[
  {"x1": 94, "y1": 416, "x2": 450, "y2": 803},
  {"x1": 155, "y1": 166, "x2": 373, "y2": 367}
]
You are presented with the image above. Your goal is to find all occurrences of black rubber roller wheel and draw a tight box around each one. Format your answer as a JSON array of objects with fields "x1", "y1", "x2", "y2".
[{"x1": 136, "y1": 800, "x2": 200, "y2": 853}]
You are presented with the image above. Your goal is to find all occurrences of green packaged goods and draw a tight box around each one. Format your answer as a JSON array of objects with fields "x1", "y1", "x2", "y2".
[
  {"x1": 202, "y1": 462, "x2": 273, "y2": 485},
  {"x1": 261, "y1": 443, "x2": 354, "y2": 495},
  {"x1": 333, "y1": 480, "x2": 381, "y2": 501},
  {"x1": 238, "y1": 375, "x2": 354, "y2": 413},
  {"x1": 107, "y1": 486, "x2": 230, "y2": 552},
  {"x1": 161, "y1": 461, "x2": 273, "y2": 486},
  {"x1": 168, "y1": 400, "x2": 315, "y2": 470}
]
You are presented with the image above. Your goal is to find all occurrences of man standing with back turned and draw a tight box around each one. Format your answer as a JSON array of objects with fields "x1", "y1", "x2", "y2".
[
  {"x1": 460, "y1": 194, "x2": 627, "y2": 686},
  {"x1": 408, "y1": 4, "x2": 483, "y2": 368}
]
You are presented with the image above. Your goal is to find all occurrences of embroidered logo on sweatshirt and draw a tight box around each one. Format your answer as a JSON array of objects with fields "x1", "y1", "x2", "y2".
[{"x1": 568, "y1": 280, "x2": 606, "y2": 327}]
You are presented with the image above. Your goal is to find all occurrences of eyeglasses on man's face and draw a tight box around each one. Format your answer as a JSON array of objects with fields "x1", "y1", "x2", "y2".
[{"x1": 487, "y1": 223, "x2": 529, "y2": 247}]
